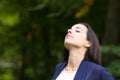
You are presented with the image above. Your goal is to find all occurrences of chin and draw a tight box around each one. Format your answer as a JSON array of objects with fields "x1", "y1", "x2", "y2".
[
  {"x1": 64, "y1": 40, "x2": 73, "y2": 45},
  {"x1": 64, "y1": 41, "x2": 77, "y2": 48}
]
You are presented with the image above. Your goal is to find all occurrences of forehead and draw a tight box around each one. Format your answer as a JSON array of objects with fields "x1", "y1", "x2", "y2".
[{"x1": 71, "y1": 24, "x2": 88, "y2": 31}]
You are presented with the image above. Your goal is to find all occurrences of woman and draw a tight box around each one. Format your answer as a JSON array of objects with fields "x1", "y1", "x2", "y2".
[{"x1": 51, "y1": 23, "x2": 114, "y2": 80}]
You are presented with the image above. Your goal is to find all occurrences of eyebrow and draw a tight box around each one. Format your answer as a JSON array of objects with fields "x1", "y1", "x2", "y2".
[{"x1": 75, "y1": 26, "x2": 83, "y2": 30}]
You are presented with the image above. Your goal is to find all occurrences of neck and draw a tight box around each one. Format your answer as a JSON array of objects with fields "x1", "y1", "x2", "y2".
[{"x1": 65, "y1": 47, "x2": 86, "y2": 71}]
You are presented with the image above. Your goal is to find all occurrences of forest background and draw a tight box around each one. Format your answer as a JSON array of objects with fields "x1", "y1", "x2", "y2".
[{"x1": 0, "y1": 0, "x2": 120, "y2": 80}]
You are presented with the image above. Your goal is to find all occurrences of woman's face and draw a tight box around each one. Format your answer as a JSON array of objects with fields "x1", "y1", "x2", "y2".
[{"x1": 64, "y1": 24, "x2": 89, "y2": 49}]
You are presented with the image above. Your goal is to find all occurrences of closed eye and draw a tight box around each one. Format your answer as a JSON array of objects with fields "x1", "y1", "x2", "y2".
[{"x1": 76, "y1": 30, "x2": 80, "y2": 33}]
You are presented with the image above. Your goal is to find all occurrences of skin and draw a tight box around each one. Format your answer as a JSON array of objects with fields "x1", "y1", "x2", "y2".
[{"x1": 64, "y1": 24, "x2": 91, "y2": 72}]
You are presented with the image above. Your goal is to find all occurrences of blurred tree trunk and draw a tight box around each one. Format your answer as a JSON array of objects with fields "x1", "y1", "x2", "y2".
[{"x1": 102, "y1": 0, "x2": 120, "y2": 45}]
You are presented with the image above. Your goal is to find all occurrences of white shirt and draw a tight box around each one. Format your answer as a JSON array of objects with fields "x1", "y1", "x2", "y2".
[{"x1": 56, "y1": 70, "x2": 77, "y2": 80}]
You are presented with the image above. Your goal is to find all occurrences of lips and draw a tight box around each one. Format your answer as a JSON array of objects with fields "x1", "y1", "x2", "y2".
[{"x1": 65, "y1": 34, "x2": 73, "y2": 38}]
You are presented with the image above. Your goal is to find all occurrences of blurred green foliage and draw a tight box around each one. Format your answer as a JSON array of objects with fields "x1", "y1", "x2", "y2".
[
  {"x1": 0, "y1": 0, "x2": 120, "y2": 80},
  {"x1": 101, "y1": 46, "x2": 120, "y2": 80}
]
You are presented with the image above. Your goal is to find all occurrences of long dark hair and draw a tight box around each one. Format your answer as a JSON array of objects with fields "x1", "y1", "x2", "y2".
[{"x1": 64, "y1": 23, "x2": 101, "y2": 65}]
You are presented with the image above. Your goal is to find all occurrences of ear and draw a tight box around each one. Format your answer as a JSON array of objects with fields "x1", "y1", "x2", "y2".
[{"x1": 84, "y1": 41, "x2": 91, "y2": 48}]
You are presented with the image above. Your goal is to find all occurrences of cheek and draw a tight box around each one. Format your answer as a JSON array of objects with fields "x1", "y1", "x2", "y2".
[{"x1": 76, "y1": 35, "x2": 87, "y2": 44}]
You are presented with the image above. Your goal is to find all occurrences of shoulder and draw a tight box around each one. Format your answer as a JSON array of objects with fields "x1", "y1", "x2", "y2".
[
  {"x1": 84, "y1": 60, "x2": 115, "y2": 80},
  {"x1": 82, "y1": 60, "x2": 105, "y2": 73},
  {"x1": 55, "y1": 61, "x2": 67, "y2": 70},
  {"x1": 84, "y1": 60, "x2": 104, "y2": 70},
  {"x1": 56, "y1": 61, "x2": 65, "y2": 67}
]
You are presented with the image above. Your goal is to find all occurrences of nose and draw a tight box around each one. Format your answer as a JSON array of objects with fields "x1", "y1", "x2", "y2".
[{"x1": 67, "y1": 29, "x2": 72, "y2": 33}]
